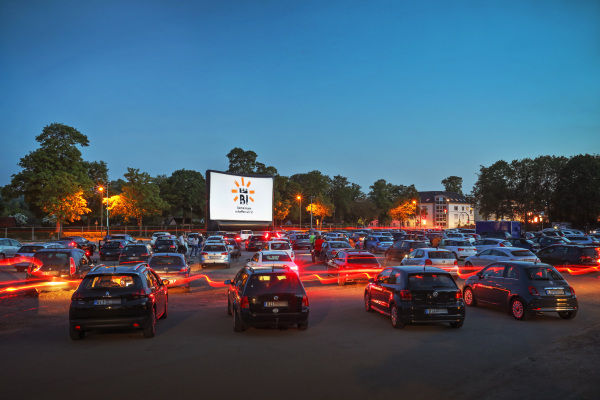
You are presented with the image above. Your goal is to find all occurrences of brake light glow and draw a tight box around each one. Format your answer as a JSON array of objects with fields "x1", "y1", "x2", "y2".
[
  {"x1": 201, "y1": 252, "x2": 208, "y2": 256},
  {"x1": 221, "y1": 252, "x2": 228, "y2": 255},
  {"x1": 528, "y1": 286, "x2": 539, "y2": 296},
  {"x1": 240, "y1": 296, "x2": 249, "y2": 308},
  {"x1": 132, "y1": 289, "x2": 146, "y2": 299},
  {"x1": 458, "y1": 248, "x2": 464, "y2": 252},
  {"x1": 400, "y1": 290, "x2": 412, "y2": 300},
  {"x1": 454, "y1": 259, "x2": 458, "y2": 265},
  {"x1": 570, "y1": 286, "x2": 576, "y2": 295},
  {"x1": 70, "y1": 242, "x2": 77, "y2": 248},
  {"x1": 302, "y1": 294, "x2": 309, "y2": 307},
  {"x1": 455, "y1": 290, "x2": 462, "y2": 299},
  {"x1": 425, "y1": 259, "x2": 432, "y2": 265},
  {"x1": 69, "y1": 257, "x2": 76, "y2": 276},
  {"x1": 141, "y1": 253, "x2": 149, "y2": 256},
  {"x1": 499, "y1": 243, "x2": 505, "y2": 247}
]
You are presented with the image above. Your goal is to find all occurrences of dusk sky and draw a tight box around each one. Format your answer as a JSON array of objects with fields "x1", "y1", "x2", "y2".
[{"x1": 2, "y1": 0, "x2": 599, "y2": 195}]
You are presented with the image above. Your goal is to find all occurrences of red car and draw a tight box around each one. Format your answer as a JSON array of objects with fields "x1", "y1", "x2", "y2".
[{"x1": 326, "y1": 249, "x2": 382, "y2": 286}]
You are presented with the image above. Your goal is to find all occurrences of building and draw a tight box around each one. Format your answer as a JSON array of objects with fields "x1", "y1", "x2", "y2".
[{"x1": 417, "y1": 191, "x2": 473, "y2": 229}]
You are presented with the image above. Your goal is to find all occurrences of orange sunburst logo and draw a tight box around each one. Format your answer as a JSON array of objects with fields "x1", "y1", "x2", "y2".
[{"x1": 231, "y1": 177, "x2": 255, "y2": 205}]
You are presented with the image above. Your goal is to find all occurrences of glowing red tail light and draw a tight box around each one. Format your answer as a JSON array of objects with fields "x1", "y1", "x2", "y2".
[
  {"x1": 499, "y1": 243, "x2": 505, "y2": 247},
  {"x1": 570, "y1": 286, "x2": 576, "y2": 295},
  {"x1": 179, "y1": 267, "x2": 188, "y2": 273},
  {"x1": 240, "y1": 296, "x2": 249, "y2": 308},
  {"x1": 331, "y1": 250, "x2": 337, "y2": 255},
  {"x1": 528, "y1": 286, "x2": 540, "y2": 296},
  {"x1": 132, "y1": 289, "x2": 146, "y2": 299},
  {"x1": 141, "y1": 253, "x2": 149, "y2": 256},
  {"x1": 455, "y1": 290, "x2": 463, "y2": 299},
  {"x1": 400, "y1": 290, "x2": 412, "y2": 300},
  {"x1": 458, "y1": 248, "x2": 464, "y2": 252},
  {"x1": 221, "y1": 252, "x2": 228, "y2": 255},
  {"x1": 71, "y1": 291, "x2": 84, "y2": 301},
  {"x1": 201, "y1": 252, "x2": 208, "y2": 256},
  {"x1": 302, "y1": 294, "x2": 309, "y2": 307},
  {"x1": 170, "y1": 245, "x2": 177, "y2": 249},
  {"x1": 425, "y1": 259, "x2": 432, "y2": 265},
  {"x1": 454, "y1": 259, "x2": 458, "y2": 265},
  {"x1": 69, "y1": 257, "x2": 76, "y2": 276},
  {"x1": 119, "y1": 243, "x2": 124, "y2": 249},
  {"x1": 70, "y1": 242, "x2": 76, "y2": 247}
]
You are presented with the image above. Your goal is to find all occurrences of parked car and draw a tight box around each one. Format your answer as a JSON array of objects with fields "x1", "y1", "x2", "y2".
[
  {"x1": 99, "y1": 240, "x2": 128, "y2": 261},
  {"x1": 68, "y1": 263, "x2": 168, "y2": 340},
  {"x1": 445, "y1": 233, "x2": 475, "y2": 243},
  {"x1": 289, "y1": 233, "x2": 311, "y2": 250},
  {"x1": 262, "y1": 240, "x2": 295, "y2": 261},
  {"x1": 240, "y1": 230, "x2": 253, "y2": 244},
  {"x1": 316, "y1": 240, "x2": 353, "y2": 263},
  {"x1": 148, "y1": 253, "x2": 191, "y2": 290},
  {"x1": 103, "y1": 234, "x2": 136, "y2": 244},
  {"x1": 536, "y1": 244, "x2": 600, "y2": 268},
  {"x1": 0, "y1": 238, "x2": 22, "y2": 260},
  {"x1": 200, "y1": 243, "x2": 230, "y2": 268},
  {"x1": 225, "y1": 265, "x2": 309, "y2": 331},
  {"x1": 437, "y1": 239, "x2": 477, "y2": 260},
  {"x1": 13, "y1": 242, "x2": 67, "y2": 272},
  {"x1": 245, "y1": 251, "x2": 298, "y2": 273},
  {"x1": 384, "y1": 240, "x2": 429, "y2": 261},
  {"x1": 153, "y1": 238, "x2": 179, "y2": 254},
  {"x1": 150, "y1": 231, "x2": 171, "y2": 245},
  {"x1": 26, "y1": 248, "x2": 92, "y2": 287},
  {"x1": 400, "y1": 248, "x2": 458, "y2": 277},
  {"x1": 530, "y1": 236, "x2": 571, "y2": 249},
  {"x1": 363, "y1": 236, "x2": 394, "y2": 254},
  {"x1": 364, "y1": 266, "x2": 465, "y2": 329},
  {"x1": 463, "y1": 262, "x2": 578, "y2": 320},
  {"x1": 327, "y1": 249, "x2": 381, "y2": 286},
  {"x1": 472, "y1": 238, "x2": 513, "y2": 252},
  {"x1": 60, "y1": 236, "x2": 97, "y2": 257},
  {"x1": 464, "y1": 247, "x2": 539, "y2": 269},
  {"x1": 506, "y1": 237, "x2": 540, "y2": 252},
  {"x1": 118, "y1": 243, "x2": 154, "y2": 264},
  {"x1": 563, "y1": 235, "x2": 599, "y2": 246},
  {"x1": 224, "y1": 239, "x2": 242, "y2": 259},
  {"x1": 246, "y1": 234, "x2": 267, "y2": 251}
]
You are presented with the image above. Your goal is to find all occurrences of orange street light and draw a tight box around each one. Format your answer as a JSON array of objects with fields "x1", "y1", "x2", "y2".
[{"x1": 296, "y1": 196, "x2": 302, "y2": 229}]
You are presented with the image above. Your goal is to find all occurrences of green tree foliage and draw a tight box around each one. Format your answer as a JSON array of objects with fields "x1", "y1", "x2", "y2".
[
  {"x1": 441, "y1": 176, "x2": 463, "y2": 194},
  {"x1": 472, "y1": 161, "x2": 513, "y2": 220},
  {"x1": 328, "y1": 175, "x2": 362, "y2": 223},
  {"x1": 368, "y1": 180, "x2": 416, "y2": 225},
  {"x1": 2, "y1": 123, "x2": 94, "y2": 234},
  {"x1": 109, "y1": 168, "x2": 169, "y2": 235},
  {"x1": 157, "y1": 169, "x2": 206, "y2": 221}
]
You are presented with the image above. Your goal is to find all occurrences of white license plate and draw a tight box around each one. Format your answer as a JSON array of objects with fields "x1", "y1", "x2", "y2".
[
  {"x1": 546, "y1": 288, "x2": 565, "y2": 295},
  {"x1": 425, "y1": 308, "x2": 448, "y2": 315},
  {"x1": 264, "y1": 301, "x2": 288, "y2": 307},
  {"x1": 129, "y1": 256, "x2": 139, "y2": 260},
  {"x1": 94, "y1": 299, "x2": 121, "y2": 305},
  {"x1": 210, "y1": 256, "x2": 220, "y2": 259}
]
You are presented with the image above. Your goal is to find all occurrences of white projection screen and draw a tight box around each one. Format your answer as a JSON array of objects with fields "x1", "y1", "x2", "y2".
[{"x1": 206, "y1": 170, "x2": 274, "y2": 231}]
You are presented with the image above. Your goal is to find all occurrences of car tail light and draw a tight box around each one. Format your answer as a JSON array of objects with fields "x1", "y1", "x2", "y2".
[
  {"x1": 85, "y1": 250, "x2": 91, "y2": 256},
  {"x1": 69, "y1": 257, "x2": 76, "y2": 276},
  {"x1": 455, "y1": 290, "x2": 462, "y2": 299},
  {"x1": 119, "y1": 243, "x2": 124, "y2": 249},
  {"x1": 221, "y1": 252, "x2": 228, "y2": 255},
  {"x1": 454, "y1": 259, "x2": 458, "y2": 266},
  {"x1": 302, "y1": 294, "x2": 309, "y2": 307},
  {"x1": 528, "y1": 286, "x2": 539, "y2": 296},
  {"x1": 425, "y1": 259, "x2": 432, "y2": 265},
  {"x1": 179, "y1": 266, "x2": 188, "y2": 273},
  {"x1": 201, "y1": 252, "x2": 208, "y2": 256},
  {"x1": 331, "y1": 250, "x2": 337, "y2": 256},
  {"x1": 399, "y1": 290, "x2": 412, "y2": 300},
  {"x1": 71, "y1": 291, "x2": 84, "y2": 301},
  {"x1": 570, "y1": 286, "x2": 576, "y2": 295},
  {"x1": 141, "y1": 253, "x2": 149, "y2": 257},
  {"x1": 499, "y1": 243, "x2": 505, "y2": 247},
  {"x1": 458, "y1": 248, "x2": 464, "y2": 252},
  {"x1": 240, "y1": 296, "x2": 249, "y2": 309},
  {"x1": 132, "y1": 289, "x2": 147, "y2": 299},
  {"x1": 70, "y1": 242, "x2": 76, "y2": 248},
  {"x1": 170, "y1": 245, "x2": 177, "y2": 249}
]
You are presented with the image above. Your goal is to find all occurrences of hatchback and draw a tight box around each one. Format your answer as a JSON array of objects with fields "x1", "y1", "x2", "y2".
[
  {"x1": 464, "y1": 247, "x2": 539, "y2": 269},
  {"x1": 437, "y1": 239, "x2": 477, "y2": 260},
  {"x1": 262, "y1": 240, "x2": 295, "y2": 261},
  {"x1": 99, "y1": 240, "x2": 127, "y2": 261},
  {"x1": 364, "y1": 266, "x2": 465, "y2": 329},
  {"x1": 289, "y1": 233, "x2": 311, "y2": 250},
  {"x1": 69, "y1": 264, "x2": 168, "y2": 339},
  {"x1": 13, "y1": 242, "x2": 67, "y2": 272},
  {"x1": 26, "y1": 248, "x2": 92, "y2": 289},
  {"x1": 463, "y1": 262, "x2": 578, "y2": 320},
  {"x1": 0, "y1": 238, "x2": 24, "y2": 260},
  {"x1": 119, "y1": 243, "x2": 154, "y2": 264},
  {"x1": 148, "y1": 253, "x2": 191, "y2": 290},
  {"x1": 225, "y1": 266, "x2": 309, "y2": 331},
  {"x1": 200, "y1": 243, "x2": 230, "y2": 268},
  {"x1": 151, "y1": 231, "x2": 171, "y2": 245},
  {"x1": 246, "y1": 234, "x2": 267, "y2": 251},
  {"x1": 245, "y1": 251, "x2": 298, "y2": 273},
  {"x1": 327, "y1": 249, "x2": 381, "y2": 286},
  {"x1": 536, "y1": 244, "x2": 600, "y2": 269},
  {"x1": 472, "y1": 238, "x2": 513, "y2": 252},
  {"x1": 316, "y1": 240, "x2": 353, "y2": 263},
  {"x1": 153, "y1": 238, "x2": 179, "y2": 254},
  {"x1": 363, "y1": 236, "x2": 394, "y2": 254},
  {"x1": 400, "y1": 248, "x2": 458, "y2": 277},
  {"x1": 385, "y1": 240, "x2": 429, "y2": 261}
]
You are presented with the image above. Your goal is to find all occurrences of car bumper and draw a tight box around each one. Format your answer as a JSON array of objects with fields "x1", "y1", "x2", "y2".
[
  {"x1": 69, "y1": 316, "x2": 150, "y2": 330},
  {"x1": 240, "y1": 309, "x2": 309, "y2": 327},
  {"x1": 400, "y1": 304, "x2": 466, "y2": 324},
  {"x1": 528, "y1": 297, "x2": 578, "y2": 312},
  {"x1": 155, "y1": 272, "x2": 190, "y2": 287},
  {"x1": 201, "y1": 257, "x2": 229, "y2": 264}
]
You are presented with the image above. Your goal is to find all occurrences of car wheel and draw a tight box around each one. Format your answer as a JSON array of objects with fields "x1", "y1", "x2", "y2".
[
  {"x1": 463, "y1": 287, "x2": 477, "y2": 307},
  {"x1": 364, "y1": 292, "x2": 372, "y2": 312},
  {"x1": 298, "y1": 322, "x2": 308, "y2": 331},
  {"x1": 390, "y1": 304, "x2": 405, "y2": 329},
  {"x1": 69, "y1": 324, "x2": 85, "y2": 340},
  {"x1": 143, "y1": 307, "x2": 157, "y2": 338},
  {"x1": 200, "y1": 263, "x2": 205, "y2": 269},
  {"x1": 449, "y1": 320, "x2": 464, "y2": 328},
  {"x1": 337, "y1": 273, "x2": 346, "y2": 286},
  {"x1": 465, "y1": 261, "x2": 473, "y2": 267},
  {"x1": 510, "y1": 298, "x2": 529, "y2": 320},
  {"x1": 227, "y1": 298, "x2": 232, "y2": 316},
  {"x1": 558, "y1": 311, "x2": 577, "y2": 320},
  {"x1": 233, "y1": 310, "x2": 247, "y2": 332}
]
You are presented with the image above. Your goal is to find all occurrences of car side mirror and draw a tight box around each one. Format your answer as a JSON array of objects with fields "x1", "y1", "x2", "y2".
[{"x1": 224, "y1": 280, "x2": 232, "y2": 285}]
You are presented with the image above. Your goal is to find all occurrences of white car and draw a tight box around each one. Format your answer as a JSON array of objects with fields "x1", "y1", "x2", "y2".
[
  {"x1": 400, "y1": 248, "x2": 458, "y2": 277},
  {"x1": 262, "y1": 241, "x2": 295, "y2": 261},
  {"x1": 437, "y1": 239, "x2": 477, "y2": 260},
  {"x1": 240, "y1": 230, "x2": 253, "y2": 244},
  {"x1": 200, "y1": 243, "x2": 230, "y2": 268},
  {"x1": 150, "y1": 232, "x2": 170, "y2": 246},
  {"x1": 0, "y1": 238, "x2": 23, "y2": 260},
  {"x1": 472, "y1": 238, "x2": 513, "y2": 252},
  {"x1": 445, "y1": 233, "x2": 475, "y2": 243},
  {"x1": 246, "y1": 251, "x2": 298, "y2": 273},
  {"x1": 464, "y1": 247, "x2": 540, "y2": 268}
]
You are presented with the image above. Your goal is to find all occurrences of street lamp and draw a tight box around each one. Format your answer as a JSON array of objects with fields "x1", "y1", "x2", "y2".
[
  {"x1": 309, "y1": 196, "x2": 314, "y2": 230},
  {"x1": 297, "y1": 195, "x2": 301, "y2": 230},
  {"x1": 98, "y1": 183, "x2": 109, "y2": 237},
  {"x1": 412, "y1": 200, "x2": 417, "y2": 228}
]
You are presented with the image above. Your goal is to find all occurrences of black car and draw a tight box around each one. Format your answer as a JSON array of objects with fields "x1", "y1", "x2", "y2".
[
  {"x1": 153, "y1": 238, "x2": 179, "y2": 253},
  {"x1": 463, "y1": 261, "x2": 578, "y2": 320},
  {"x1": 506, "y1": 237, "x2": 540, "y2": 252},
  {"x1": 119, "y1": 243, "x2": 154, "y2": 264},
  {"x1": 536, "y1": 244, "x2": 600, "y2": 269},
  {"x1": 99, "y1": 240, "x2": 127, "y2": 261},
  {"x1": 69, "y1": 263, "x2": 168, "y2": 340},
  {"x1": 102, "y1": 234, "x2": 136, "y2": 244},
  {"x1": 384, "y1": 240, "x2": 429, "y2": 261},
  {"x1": 148, "y1": 253, "x2": 191, "y2": 290},
  {"x1": 530, "y1": 236, "x2": 570, "y2": 249},
  {"x1": 26, "y1": 248, "x2": 92, "y2": 287},
  {"x1": 246, "y1": 235, "x2": 266, "y2": 252},
  {"x1": 224, "y1": 265, "x2": 309, "y2": 332},
  {"x1": 59, "y1": 236, "x2": 97, "y2": 257},
  {"x1": 327, "y1": 249, "x2": 381, "y2": 286},
  {"x1": 364, "y1": 266, "x2": 465, "y2": 329}
]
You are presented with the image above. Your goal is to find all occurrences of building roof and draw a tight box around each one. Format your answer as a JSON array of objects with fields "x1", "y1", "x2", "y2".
[{"x1": 419, "y1": 191, "x2": 469, "y2": 204}]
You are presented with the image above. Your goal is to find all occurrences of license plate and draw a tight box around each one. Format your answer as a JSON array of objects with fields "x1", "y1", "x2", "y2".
[
  {"x1": 546, "y1": 288, "x2": 565, "y2": 295},
  {"x1": 106, "y1": 252, "x2": 113, "y2": 255},
  {"x1": 210, "y1": 256, "x2": 220, "y2": 259},
  {"x1": 129, "y1": 256, "x2": 139, "y2": 260},
  {"x1": 425, "y1": 308, "x2": 448, "y2": 314},
  {"x1": 264, "y1": 301, "x2": 288, "y2": 307},
  {"x1": 94, "y1": 299, "x2": 121, "y2": 305}
]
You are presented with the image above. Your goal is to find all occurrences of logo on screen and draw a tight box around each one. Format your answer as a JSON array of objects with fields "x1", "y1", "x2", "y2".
[{"x1": 231, "y1": 177, "x2": 255, "y2": 205}]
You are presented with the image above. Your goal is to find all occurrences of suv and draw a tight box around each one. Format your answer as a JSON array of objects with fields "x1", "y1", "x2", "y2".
[
  {"x1": 246, "y1": 235, "x2": 267, "y2": 252},
  {"x1": 99, "y1": 240, "x2": 128, "y2": 261},
  {"x1": 384, "y1": 240, "x2": 428, "y2": 261},
  {"x1": 224, "y1": 265, "x2": 309, "y2": 332},
  {"x1": 26, "y1": 248, "x2": 92, "y2": 285},
  {"x1": 327, "y1": 249, "x2": 381, "y2": 286},
  {"x1": 68, "y1": 263, "x2": 168, "y2": 340}
]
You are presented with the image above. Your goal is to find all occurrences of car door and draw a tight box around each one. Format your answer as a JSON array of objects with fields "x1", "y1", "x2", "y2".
[
  {"x1": 370, "y1": 269, "x2": 393, "y2": 308},
  {"x1": 146, "y1": 269, "x2": 167, "y2": 317},
  {"x1": 537, "y1": 246, "x2": 559, "y2": 265},
  {"x1": 410, "y1": 249, "x2": 425, "y2": 265},
  {"x1": 328, "y1": 251, "x2": 345, "y2": 274},
  {"x1": 474, "y1": 264, "x2": 505, "y2": 304},
  {"x1": 246, "y1": 252, "x2": 260, "y2": 268},
  {"x1": 471, "y1": 249, "x2": 492, "y2": 267}
]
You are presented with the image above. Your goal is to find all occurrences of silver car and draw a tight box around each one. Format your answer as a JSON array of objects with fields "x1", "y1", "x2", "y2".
[
  {"x1": 472, "y1": 238, "x2": 513, "y2": 252},
  {"x1": 464, "y1": 247, "x2": 539, "y2": 269},
  {"x1": 437, "y1": 239, "x2": 477, "y2": 260},
  {"x1": 400, "y1": 248, "x2": 458, "y2": 277},
  {"x1": 319, "y1": 240, "x2": 353, "y2": 262},
  {"x1": 200, "y1": 243, "x2": 230, "y2": 269},
  {"x1": 13, "y1": 242, "x2": 68, "y2": 271},
  {"x1": 0, "y1": 238, "x2": 22, "y2": 260}
]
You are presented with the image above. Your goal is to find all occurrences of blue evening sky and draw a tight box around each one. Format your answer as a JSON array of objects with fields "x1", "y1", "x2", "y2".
[{"x1": 1, "y1": 0, "x2": 599, "y2": 195}]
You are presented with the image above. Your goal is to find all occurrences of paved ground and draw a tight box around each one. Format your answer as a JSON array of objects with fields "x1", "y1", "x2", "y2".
[{"x1": 1, "y1": 249, "x2": 599, "y2": 400}]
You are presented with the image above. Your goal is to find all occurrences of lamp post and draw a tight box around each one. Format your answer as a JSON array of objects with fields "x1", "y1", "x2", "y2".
[
  {"x1": 309, "y1": 196, "x2": 314, "y2": 230},
  {"x1": 99, "y1": 182, "x2": 110, "y2": 236},
  {"x1": 98, "y1": 186, "x2": 105, "y2": 235},
  {"x1": 297, "y1": 195, "x2": 301, "y2": 230},
  {"x1": 412, "y1": 200, "x2": 417, "y2": 228}
]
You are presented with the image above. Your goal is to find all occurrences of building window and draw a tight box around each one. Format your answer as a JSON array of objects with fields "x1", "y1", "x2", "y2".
[
  {"x1": 454, "y1": 206, "x2": 458, "y2": 211},
  {"x1": 462, "y1": 206, "x2": 465, "y2": 211}
]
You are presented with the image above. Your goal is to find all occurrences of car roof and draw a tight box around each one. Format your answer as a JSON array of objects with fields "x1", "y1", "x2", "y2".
[
  {"x1": 260, "y1": 250, "x2": 290, "y2": 255},
  {"x1": 88, "y1": 263, "x2": 149, "y2": 275},
  {"x1": 388, "y1": 265, "x2": 452, "y2": 274},
  {"x1": 245, "y1": 265, "x2": 294, "y2": 274}
]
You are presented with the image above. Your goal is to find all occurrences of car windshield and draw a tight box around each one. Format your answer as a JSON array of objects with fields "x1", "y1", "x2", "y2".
[
  {"x1": 428, "y1": 251, "x2": 455, "y2": 259},
  {"x1": 347, "y1": 255, "x2": 379, "y2": 265},
  {"x1": 156, "y1": 240, "x2": 175, "y2": 246},
  {"x1": 263, "y1": 254, "x2": 292, "y2": 262},
  {"x1": 245, "y1": 273, "x2": 302, "y2": 296},
  {"x1": 525, "y1": 266, "x2": 564, "y2": 281},
  {"x1": 510, "y1": 250, "x2": 535, "y2": 257},
  {"x1": 330, "y1": 242, "x2": 350, "y2": 248},
  {"x1": 270, "y1": 243, "x2": 291, "y2": 250},
  {"x1": 408, "y1": 273, "x2": 457, "y2": 289},
  {"x1": 82, "y1": 274, "x2": 142, "y2": 289}
]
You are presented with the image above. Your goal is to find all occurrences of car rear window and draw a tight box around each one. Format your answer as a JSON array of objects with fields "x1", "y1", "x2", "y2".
[
  {"x1": 263, "y1": 254, "x2": 292, "y2": 262},
  {"x1": 347, "y1": 255, "x2": 379, "y2": 264},
  {"x1": 510, "y1": 250, "x2": 535, "y2": 257},
  {"x1": 34, "y1": 252, "x2": 70, "y2": 269},
  {"x1": 123, "y1": 245, "x2": 148, "y2": 254},
  {"x1": 245, "y1": 273, "x2": 302, "y2": 295},
  {"x1": 204, "y1": 245, "x2": 226, "y2": 251},
  {"x1": 149, "y1": 256, "x2": 184, "y2": 270},
  {"x1": 453, "y1": 241, "x2": 473, "y2": 246},
  {"x1": 525, "y1": 266, "x2": 564, "y2": 281},
  {"x1": 18, "y1": 246, "x2": 44, "y2": 253},
  {"x1": 428, "y1": 251, "x2": 455, "y2": 259},
  {"x1": 156, "y1": 239, "x2": 175, "y2": 245},
  {"x1": 271, "y1": 243, "x2": 291, "y2": 250},
  {"x1": 296, "y1": 235, "x2": 309, "y2": 239},
  {"x1": 104, "y1": 241, "x2": 123, "y2": 248},
  {"x1": 82, "y1": 274, "x2": 142, "y2": 289},
  {"x1": 408, "y1": 273, "x2": 457, "y2": 289},
  {"x1": 250, "y1": 236, "x2": 264, "y2": 240}
]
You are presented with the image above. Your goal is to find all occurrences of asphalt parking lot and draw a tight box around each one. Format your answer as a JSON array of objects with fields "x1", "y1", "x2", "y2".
[{"x1": 1, "y1": 248, "x2": 599, "y2": 400}]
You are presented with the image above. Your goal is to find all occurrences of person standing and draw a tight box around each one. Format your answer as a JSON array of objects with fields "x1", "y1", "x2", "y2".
[
  {"x1": 190, "y1": 236, "x2": 199, "y2": 257},
  {"x1": 309, "y1": 232, "x2": 316, "y2": 250},
  {"x1": 312, "y1": 235, "x2": 325, "y2": 263},
  {"x1": 178, "y1": 233, "x2": 187, "y2": 255}
]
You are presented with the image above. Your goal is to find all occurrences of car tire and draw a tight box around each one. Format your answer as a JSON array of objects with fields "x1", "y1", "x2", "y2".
[
  {"x1": 464, "y1": 287, "x2": 477, "y2": 307},
  {"x1": 298, "y1": 322, "x2": 308, "y2": 331},
  {"x1": 364, "y1": 292, "x2": 372, "y2": 312},
  {"x1": 143, "y1": 307, "x2": 156, "y2": 338},
  {"x1": 69, "y1": 324, "x2": 85, "y2": 340},
  {"x1": 227, "y1": 298, "x2": 232, "y2": 316},
  {"x1": 159, "y1": 298, "x2": 168, "y2": 320},
  {"x1": 233, "y1": 310, "x2": 247, "y2": 332},
  {"x1": 390, "y1": 304, "x2": 405, "y2": 329},
  {"x1": 337, "y1": 274, "x2": 346, "y2": 286},
  {"x1": 510, "y1": 297, "x2": 529, "y2": 320},
  {"x1": 558, "y1": 311, "x2": 577, "y2": 320},
  {"x1": 449, "y1": 320, "x2": 464, "y2": 328},
  {"x1": 465, "y1": 261, "x2": 473, "y2": 267}
]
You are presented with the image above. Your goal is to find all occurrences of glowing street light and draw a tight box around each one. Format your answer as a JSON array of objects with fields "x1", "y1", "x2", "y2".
[
  {"x1": 297, "y1": 195, "x2": 302, "y2": 229},
  {"x1": 98, "y1": 183, "x2": 109, "y2": 236}
]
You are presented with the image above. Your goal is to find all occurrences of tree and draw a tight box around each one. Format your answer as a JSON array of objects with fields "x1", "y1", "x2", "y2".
[
  {"x1": 109, "y1": 168, "x2": 169, "y2": 235},
  {"x1": 442, "y1": 176, "x2": 463, "y2": 194},
  {"x1": 2, "y1": 123, "x2": 94, "y2": 234},
  {"x1": 306, "y1": 198, "x2": 333, "y2": 228},
  {"x1": 274, "y1": 200, "x2": 292, "y2": 226},
  {"x1": 158, "y1": 169, "x2": 206, "y2": 222},
  {"x1": 471, "y1": 161, "x2": 513, "y2": 220},
  {"x1": 227, "y1": 148, "x2": 259, "y2": 174},
  {"x1": 328, "y1": 175, "x2": 362, "y2": 223},
  {"x1": 389, "y1": 200, "x2": 416, "y2": 225}
]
